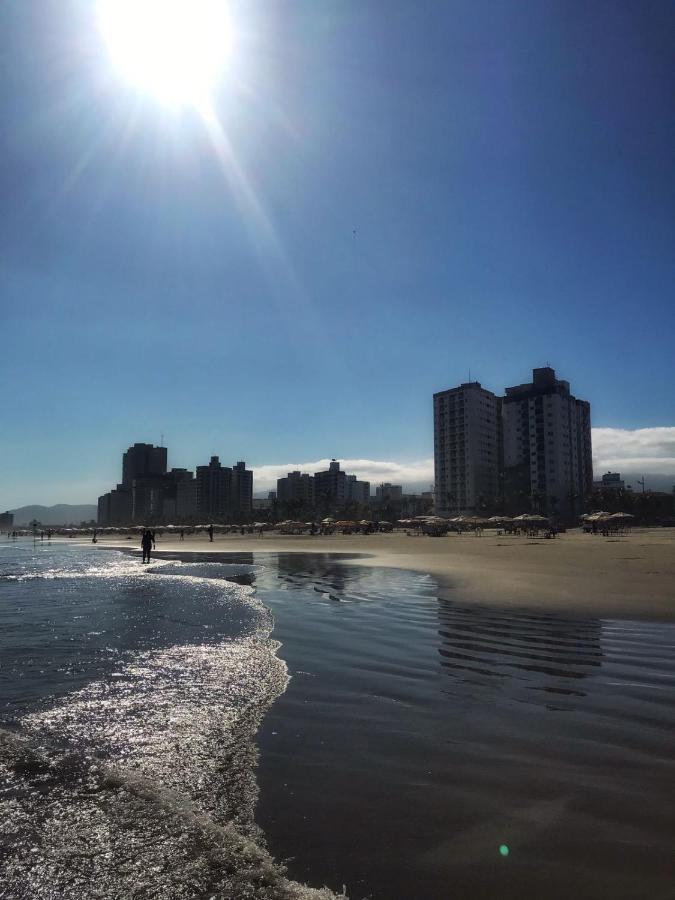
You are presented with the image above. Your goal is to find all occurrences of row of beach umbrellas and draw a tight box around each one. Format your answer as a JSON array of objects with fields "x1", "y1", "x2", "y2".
[{"x1": 581, "y1": 511, "x2": 634, "y2": 522}]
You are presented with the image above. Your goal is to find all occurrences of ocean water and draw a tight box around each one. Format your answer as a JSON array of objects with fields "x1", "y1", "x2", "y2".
[
  {"x1": 1, "y1": 540, "x2": 674, "y2": 900},
  {"x1": 0, "y1": 539, "x2": 339, "y2": 899}
]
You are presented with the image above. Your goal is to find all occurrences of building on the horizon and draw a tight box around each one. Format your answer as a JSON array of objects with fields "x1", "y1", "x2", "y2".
[
  {"x1": 98, "y1": 442, "x2": 168, "y2": 525},
  {"x1": 195, "y1": 456, "x2": 253, "y2": 522},
  {"x1": 593, "y1": 472, "x2": 625, "y2": 492},
  {"x1": 196, "y1": 456, "x2": 231, "y2": 521},
  {"x1": 433, "y1": 382, "x2": 502, "y2": 517},
  {"x1": 161, "y1": 468, "x2": 194, "y2": 521},
  {"x1": 98, "y1": 445, "x2": 253, "y2": 525},
  {"x1": 176, "y1": 478, "x2": 198, "y2": 521},
  {"x1": 374, "y1": 483, "x2": 403, "y2": 503},
  {"x1": 277, "y1": 471, "x2": 316, "y2": 505},
  {"x1": 433, "y1": 367, "x2": 592, "y2": 521},
  {"x1": 313, "y1": 460, "x2": 370, "y2": 509},
  {"x1": 0, "y1": 511, "x2": 14, "y2": 529},
  {"x1": 122, "y1": 443, "x2": 167, "y2": 488},
  {"x1": 231, "y1": 461, "x2": 253, "y2": 519}
]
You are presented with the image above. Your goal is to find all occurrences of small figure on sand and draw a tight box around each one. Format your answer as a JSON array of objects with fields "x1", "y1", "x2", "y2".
[
  {"x1": 180, "y1": 528, "x2": 184, "y2": 541},
  {"x1": 208, "y1": 524, "x2": 214, "y2": 542},
  {"x1": 141, "y1": 529, "x2": 153, "y2": 563}
]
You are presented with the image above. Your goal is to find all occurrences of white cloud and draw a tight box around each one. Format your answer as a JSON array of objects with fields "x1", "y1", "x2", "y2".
[
  {"x1": 593, "y1": 426, "x2": 675, "y2": 475},
  {"x1": 252, "y1": 458, "x2": 435, "y2": 493},
  {"x1": 592, "y1": 426, "x2": 675, "y2": 487},
  {"x1": 253, "y1": 428, "x2": 675, "y2": 495}
]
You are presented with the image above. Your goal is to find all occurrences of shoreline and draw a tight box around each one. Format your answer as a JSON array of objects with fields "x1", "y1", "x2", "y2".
[{"x1": 76, "y1": 526, "x2": 675, "y2": 621}]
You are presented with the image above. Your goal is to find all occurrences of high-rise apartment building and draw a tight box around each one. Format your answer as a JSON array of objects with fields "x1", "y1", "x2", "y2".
[
  {"x1": 314, "y1": 460, "x2": 370, "y2": 509},
  {"x1": 196, "y1": 456, "x2": 231, "y2": 520},
  {"x1": 231, "y1": 461, "x2": 253, "y2": 519},
  {"x1": 98, "y1": 445, "x2": 253, "y2": 525},
  {"x1": 433, "y1": 367, "x2": 592, "y2": 521},
  {"x1": 502, "y1": 367, "x2": 592, "y2": 519},
  {"x1": 433, "y1": 382, "x2": 501, "y2": 516},
  {"x1": 122, "y1": 443, "x2": 167, "y2": 487},
  {"x1": 195, "y1": 457, "x2": 253, "y2": 521},
  {"x1": 277, "y1": 471, "x2": 316, "y2": 505},
  {"x1": 99, "y1": 442, "x2": 167, "y2": 525}
]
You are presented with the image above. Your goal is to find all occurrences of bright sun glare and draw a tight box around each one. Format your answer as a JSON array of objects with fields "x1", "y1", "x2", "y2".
[{"x1": 98, "y1": 0, "x2": 231, "y2": 107}]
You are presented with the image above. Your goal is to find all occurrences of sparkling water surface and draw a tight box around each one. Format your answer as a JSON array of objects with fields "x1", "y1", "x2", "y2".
[{"x1": 1, "y1": 539, "x2": 674, "y2": 899}]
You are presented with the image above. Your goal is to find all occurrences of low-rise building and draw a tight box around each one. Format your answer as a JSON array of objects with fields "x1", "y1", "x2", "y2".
[{"x1": 593, "y1": 472, "x2": 625, "y2": 492}]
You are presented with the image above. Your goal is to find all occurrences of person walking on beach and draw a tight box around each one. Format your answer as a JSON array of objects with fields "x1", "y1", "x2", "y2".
[
  {"x1": 180, "y1": 528, "x2": 184, "y2": 541},
  {"x1": 141, "y1": 529, "x2": 153, "y2": 564},
  {"x1": 208, "y1": 524, "x2": 214, "y2": 542}
]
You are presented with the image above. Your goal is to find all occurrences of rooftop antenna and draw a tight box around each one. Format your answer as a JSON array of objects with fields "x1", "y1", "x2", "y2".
[{"x1": 160, "y1": 432, "x2": 164, "y2": 447}]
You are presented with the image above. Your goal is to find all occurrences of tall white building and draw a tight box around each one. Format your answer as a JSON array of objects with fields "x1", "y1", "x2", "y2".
[
  {"x1": 502, "y1": 367, "x2": 592, "y2": 519},
  {"x1": 433, "y1": 382, "x2": 501, "y2": 516}
]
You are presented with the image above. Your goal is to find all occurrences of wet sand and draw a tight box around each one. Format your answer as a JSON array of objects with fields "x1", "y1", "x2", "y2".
[{"x1": 89, "y1": 527, "x2": 675, "y2": 621}]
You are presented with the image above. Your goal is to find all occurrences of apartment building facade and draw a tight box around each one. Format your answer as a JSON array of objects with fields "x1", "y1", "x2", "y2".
[
  {"x1": 502, "y1": 367, "x2": 592, "y2": 519},
  {"x1": 433, "y1": 382, "x2": 502, "y2": 516},
  {"x1": 434, "y1": 368, "x2": 592, "y2": 520}
]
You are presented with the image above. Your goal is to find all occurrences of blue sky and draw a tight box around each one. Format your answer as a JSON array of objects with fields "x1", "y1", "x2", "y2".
[{"x1": 1, "y1": 0, "x2": 674, "y2": 507}]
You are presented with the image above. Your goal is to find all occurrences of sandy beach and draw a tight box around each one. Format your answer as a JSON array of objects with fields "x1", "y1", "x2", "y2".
[{"x1": 90, "y1": 526, "x2": 675, "y2": 621}]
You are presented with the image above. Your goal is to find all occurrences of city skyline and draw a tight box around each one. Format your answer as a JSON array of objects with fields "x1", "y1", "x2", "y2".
[
  {"x1": 1, "y1": 2, "x2": 674, "y2": 509},
  {"x1": 4, "y1": 422, "x2": 675, "y2": 511}
]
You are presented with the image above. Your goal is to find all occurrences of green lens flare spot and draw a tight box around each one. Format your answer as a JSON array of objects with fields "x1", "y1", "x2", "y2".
[{"x1": 499, "y1": 844, "x2": 510, "y2": 857}]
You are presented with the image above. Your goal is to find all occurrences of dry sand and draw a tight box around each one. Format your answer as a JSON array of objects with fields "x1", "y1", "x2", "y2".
[{"x1": 90, "y1": 527, "x2": 675, "y2": 621}]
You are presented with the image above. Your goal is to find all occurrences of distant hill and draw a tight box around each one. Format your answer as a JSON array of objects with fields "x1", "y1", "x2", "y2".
[{"x1": 9, "y1": 504, "x2": 98, "y2": 526}]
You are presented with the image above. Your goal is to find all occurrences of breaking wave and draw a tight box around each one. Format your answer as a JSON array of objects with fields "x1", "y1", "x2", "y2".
[{"x1": 0, "y1": 548, "x2": 346, "y2": 899}]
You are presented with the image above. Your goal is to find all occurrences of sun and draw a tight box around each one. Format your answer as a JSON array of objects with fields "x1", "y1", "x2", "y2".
[{"x1": 98, "y1": 0, "x2": 231, "y2": 107}]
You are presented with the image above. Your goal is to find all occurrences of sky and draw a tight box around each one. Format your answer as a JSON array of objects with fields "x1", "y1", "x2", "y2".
[{"x1": 1, "y1": 0, "x2": 674, "y2": 508}]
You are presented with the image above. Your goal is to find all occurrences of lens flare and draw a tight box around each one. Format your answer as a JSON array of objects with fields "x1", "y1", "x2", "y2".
[{"x1": 98, "y1": 0, "x2": 231, "y2": 107}]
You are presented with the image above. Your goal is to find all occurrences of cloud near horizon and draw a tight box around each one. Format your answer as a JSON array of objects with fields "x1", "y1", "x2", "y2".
[
  {"x1": 6, "y1": 428, "x2": 674, "y2": 508},
  {"x1": 252, "y1": 458, "x2": 435, "y2": 493},
  {"x1": 592, "y1": 426, "x2": 675, "y2": 485},
  {"x1": 253, "y1": 428, "x2": 675, "y2": 493}
]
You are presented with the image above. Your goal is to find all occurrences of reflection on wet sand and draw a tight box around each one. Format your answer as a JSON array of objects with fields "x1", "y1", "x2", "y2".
[
  {"x1": 437, "y1": 599, "x2": 602, "y2": 700},
  {"x1": 250, "y1": 557, "x2": 675, "y2": 900}
]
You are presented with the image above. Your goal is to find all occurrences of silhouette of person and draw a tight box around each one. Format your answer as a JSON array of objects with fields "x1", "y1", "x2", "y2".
[
  {"x1": 180, "y1": 528, "x2": 184, "y2": 541},
  {"x1": 208, "y1": 524, "x2": 214, "y2": 542},
  {"x1": 141, "y1": 529, "x2": 153, "y2": 563}
]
